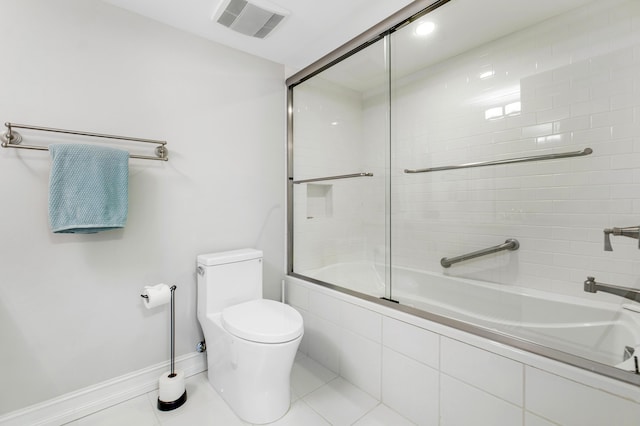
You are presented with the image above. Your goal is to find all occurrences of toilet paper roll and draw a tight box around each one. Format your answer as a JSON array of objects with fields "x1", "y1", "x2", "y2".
[
  {"x1": 141, "y1": 283, "x2": 171, "y2": 309},
  {"x1": 158, "y1": 370, "x2": 186, "y2": 402}
]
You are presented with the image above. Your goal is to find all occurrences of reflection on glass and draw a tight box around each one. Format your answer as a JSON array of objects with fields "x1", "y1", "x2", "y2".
[
  {"x1": 289, "y1": 0, "x2": 640, "y2": 378},
  {"x1": 389, "y1": 0, "x2": 640, "y2": 372},
  {"x1": 291, "y1": 37, "x2": 391, "y2": 299}
]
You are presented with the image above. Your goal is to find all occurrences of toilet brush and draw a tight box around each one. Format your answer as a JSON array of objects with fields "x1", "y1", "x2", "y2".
[{"x1": 157, "y1": 285, "x2": 187, "y2": 411}]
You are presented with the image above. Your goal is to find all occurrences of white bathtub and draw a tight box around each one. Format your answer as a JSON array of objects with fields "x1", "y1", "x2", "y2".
[{"x1": 303, "y1": 262, "x2": 640, "y2": 368}]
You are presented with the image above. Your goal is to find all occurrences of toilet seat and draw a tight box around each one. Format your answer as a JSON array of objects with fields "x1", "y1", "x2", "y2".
[{"x1": 221, "y1": 299, "x2": 303, "y2": 344}]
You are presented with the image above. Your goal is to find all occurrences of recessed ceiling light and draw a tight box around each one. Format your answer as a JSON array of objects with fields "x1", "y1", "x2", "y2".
[{"x1": 415, "y1": 21, "x2": 435, "y2": 36}]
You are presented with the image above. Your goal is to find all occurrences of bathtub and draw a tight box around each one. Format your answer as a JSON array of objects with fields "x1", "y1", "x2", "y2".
[{"x1": 302, "y1": 262, "x2": 640, "y2": 369}]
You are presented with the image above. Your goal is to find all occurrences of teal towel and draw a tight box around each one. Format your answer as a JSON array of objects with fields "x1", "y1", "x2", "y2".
[{"x1": 49, "y1": 144, "x2": 129, "y2": 234}]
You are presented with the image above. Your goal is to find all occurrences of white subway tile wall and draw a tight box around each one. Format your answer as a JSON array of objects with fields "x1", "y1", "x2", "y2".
[
  {"x1": 440, "y1": 374, "x2": 522, "y2": 426},
  {"x1": 382, "y1": 347, "x2": 439, "y2": 425},
  {"x1": 340, "y1": 329, "x2": 382, "y2": 399},
  {"x1": 292, "y1": 0, "x2": 640, "y2": 300},
  {"x1": 525, "y1": 366, "x2": 640, "y2": 425},
  {"x1": 382, "y1": 317, "x2": 439, "y2": 369},
  {"x1": 389, "y1": 0, "x2": 640, "y2": 296},
  {"x1": 524, "y1": 412, "x2": 558, "y2": 426},
  {"x1": 440, "y1": 337, "x2": 523, "y2": 406}
]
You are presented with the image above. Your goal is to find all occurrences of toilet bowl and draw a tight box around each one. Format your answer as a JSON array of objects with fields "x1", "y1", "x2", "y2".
[{"x1": 196, "y1": 249, "x2": 303, "y2": 424}]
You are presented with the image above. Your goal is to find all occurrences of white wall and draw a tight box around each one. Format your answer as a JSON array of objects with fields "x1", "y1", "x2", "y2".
[{"x1": 0, "y1": 0, "x2": 284, "y2": 415}]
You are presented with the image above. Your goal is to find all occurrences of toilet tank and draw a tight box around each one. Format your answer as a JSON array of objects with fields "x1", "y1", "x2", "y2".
[{"x1": 197, "y1": 249, "x2": 263, "y2": 315}]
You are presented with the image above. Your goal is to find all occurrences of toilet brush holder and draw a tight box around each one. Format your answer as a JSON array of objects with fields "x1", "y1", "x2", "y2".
[{"x1": 157, "y1": 285, "x2": 187, "y2": 411}]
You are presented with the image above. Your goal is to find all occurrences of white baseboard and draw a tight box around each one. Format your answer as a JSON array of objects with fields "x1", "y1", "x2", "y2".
[{"x1": 0, "y1": 352, "x2": 207, "y2": 426}]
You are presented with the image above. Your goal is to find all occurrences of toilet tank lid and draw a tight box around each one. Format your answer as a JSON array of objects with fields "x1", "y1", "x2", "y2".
[{"x1": 197, "y1": 249, "x2": 263, "y2": 266}]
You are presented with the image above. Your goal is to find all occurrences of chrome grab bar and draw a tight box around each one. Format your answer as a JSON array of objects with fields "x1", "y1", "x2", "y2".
[
  {"x1": 441, "y1": 238, "x2": 519, "y2": 268},
  {"x1": 584, "y1": 276, "x2": 640, "y2": 303},
  {"x1": 291, "y1": 172, "x2": 373, "y2": 184},
  {"x1": 405, "y1": 148, "x2": 592, "y2": 174}
]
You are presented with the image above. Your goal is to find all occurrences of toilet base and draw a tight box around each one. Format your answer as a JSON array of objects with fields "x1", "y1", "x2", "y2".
[
  {"x1": 157, "y1": 390, "x2": 187, "y2": 411},
  {"x1": 203, "y1": 314, "x2": 302, "y2": 424}
]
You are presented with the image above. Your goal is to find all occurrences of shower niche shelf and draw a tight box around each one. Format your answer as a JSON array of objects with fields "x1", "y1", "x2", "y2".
[{"x1": 306, "y1": 184, "x2": 333, "y2": 219}]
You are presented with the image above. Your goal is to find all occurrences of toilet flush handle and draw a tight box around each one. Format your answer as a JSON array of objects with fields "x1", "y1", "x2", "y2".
[{"x1": 196, "y1": 266, "x2": 205, "y2": 276}]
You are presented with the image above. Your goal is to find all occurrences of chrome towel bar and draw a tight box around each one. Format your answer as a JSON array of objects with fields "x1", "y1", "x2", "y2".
[
  {"x1": 441, "y1": 238, "x2": 519, "y2": 268},
  {"x1": 405, "y1": 148, "x2": 592, "y2": 174},
  {"x1": 1, "y1": 122, "x2": 168, "y2": 161},
  {"x1": 291, "y1": 172, "x2": 373, "y2": 184}
]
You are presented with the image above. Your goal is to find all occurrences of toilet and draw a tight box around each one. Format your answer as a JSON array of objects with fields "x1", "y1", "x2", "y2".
[{"x1": 196, "y1": 249, "x2": 303, "y2": 424}]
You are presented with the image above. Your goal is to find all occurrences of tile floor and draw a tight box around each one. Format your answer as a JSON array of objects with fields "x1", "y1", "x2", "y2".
[{"x1": 65, "y1": 353, "x2": 415, "y2": 426}]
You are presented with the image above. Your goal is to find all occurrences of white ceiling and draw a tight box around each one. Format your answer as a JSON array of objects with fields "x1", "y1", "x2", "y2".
[
  {"x1": 99, "y1": 0, "x2": 416, "y2": 73},
  {"x1": 319, "y1": 0, "x2": 597, "y2": 91},
  {"x1": 100, "y1": 0, "x2": 596, "y2": 78}
]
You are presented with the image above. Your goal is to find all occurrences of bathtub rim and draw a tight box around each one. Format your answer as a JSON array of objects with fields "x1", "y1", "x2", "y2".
[
  {"x1": 288, "y1": 271, "x2": 640, "y2": 388},
  {"x1": 305, "y1": 261, "x2": 640, "y2": 330},
  {"x1": 304, "y1": 261, "x2": 636, "y2": 312}
]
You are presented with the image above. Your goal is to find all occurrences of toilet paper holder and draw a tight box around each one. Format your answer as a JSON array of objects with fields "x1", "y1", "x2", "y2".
[
  {"x1": 140, "y1": 285, "x2": 176, "y2": 300},
  {"x1": 140, "y1": 285, "x2": 187, "y2": 410}
]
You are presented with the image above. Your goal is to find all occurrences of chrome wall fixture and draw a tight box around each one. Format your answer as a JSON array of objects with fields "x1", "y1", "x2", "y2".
[
  {"x1": 603, "y1": 226, "x2": 640, "y2": 251},
  {"x1": 291, "y1": 172, "x2": 373, "y2": 184},
  {"x1": 1, "y1": 122, "x2": 168, "y2": 161},
  {"x1": 583, "y1": 276, "x2": 640, "y2": 303},
  {"x1": 440, "y1": 239, "x2": 520, "y2": 268},
  {"x1": 404, "y1": 148, "x2": 592, "y2": 174}
]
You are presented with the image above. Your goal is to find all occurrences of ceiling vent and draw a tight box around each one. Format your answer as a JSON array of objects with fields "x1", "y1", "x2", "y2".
[{"x1": 213, "y1": 0, "x2": 289, "y2": 39}]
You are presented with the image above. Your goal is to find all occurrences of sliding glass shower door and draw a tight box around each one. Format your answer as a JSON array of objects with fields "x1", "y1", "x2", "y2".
[
  {"x1": 289, "y1": 36, "x2": 392, "y2": 300},
  {"x1": 289, "y1": 0, "x2": 640, "y2": 385}
]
